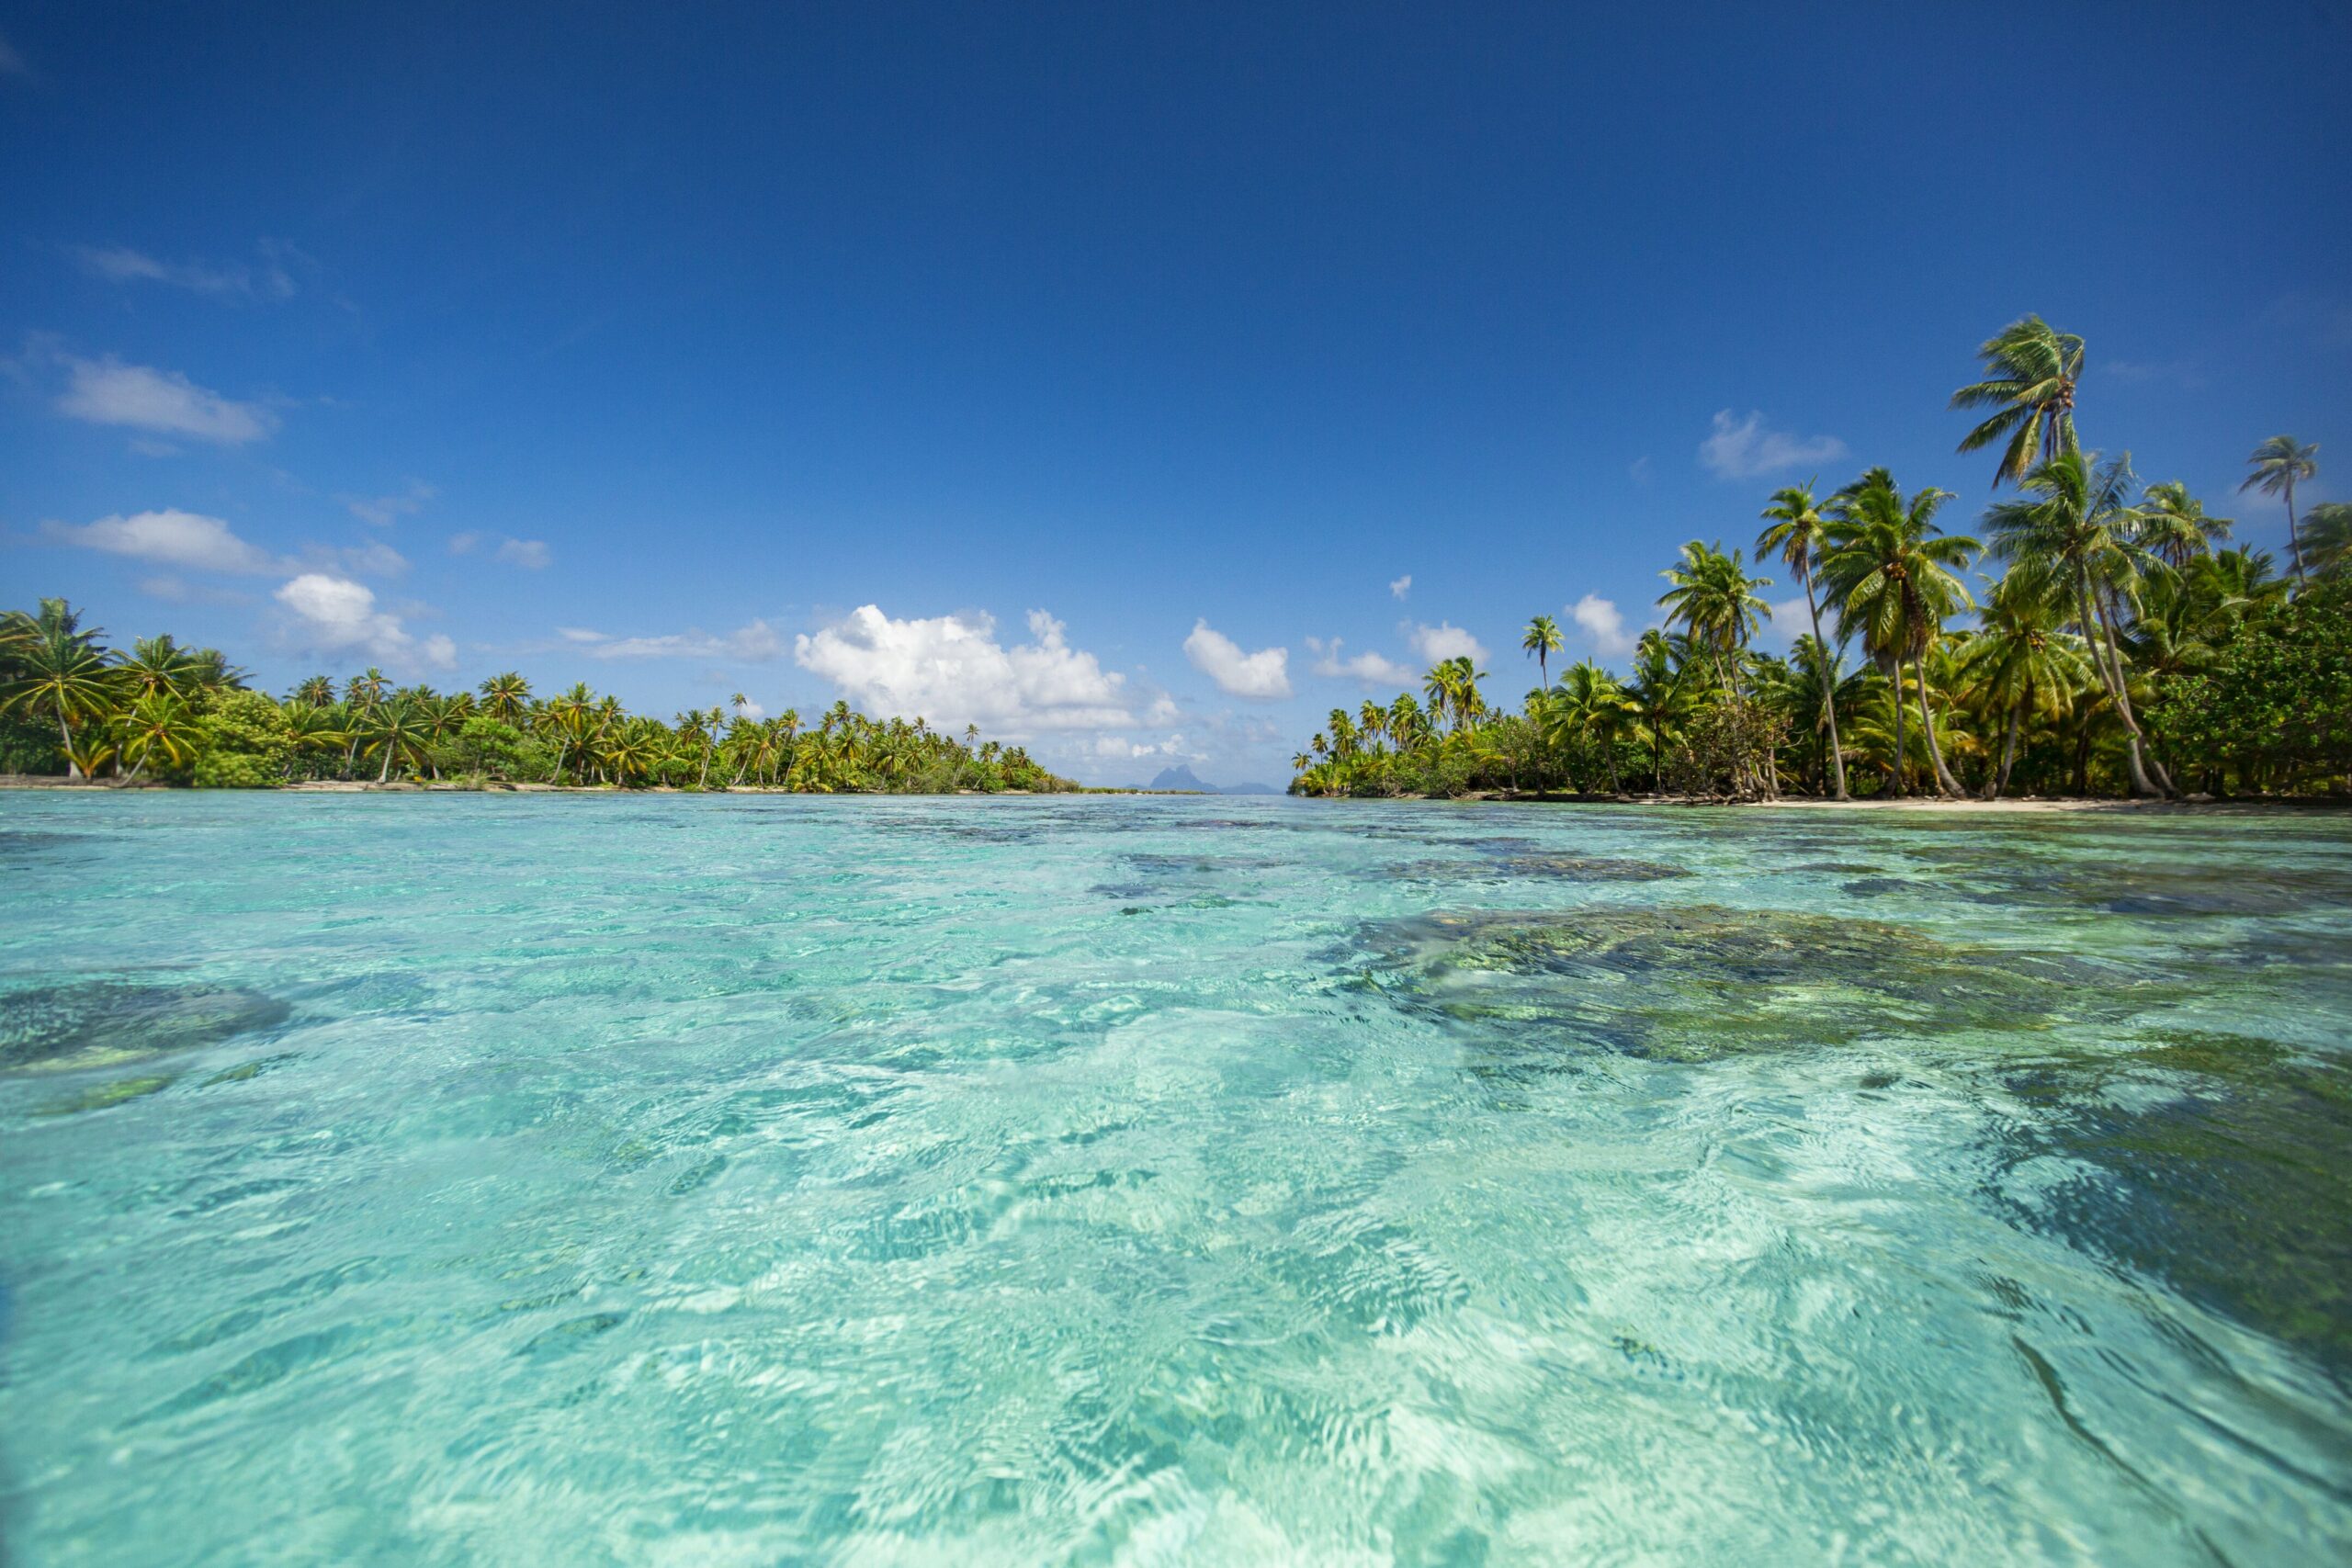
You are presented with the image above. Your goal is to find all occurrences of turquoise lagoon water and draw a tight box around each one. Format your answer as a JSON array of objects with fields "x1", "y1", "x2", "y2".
[{"x1": 3, "y1": 792, "x2": 2349, "y2": 1564}]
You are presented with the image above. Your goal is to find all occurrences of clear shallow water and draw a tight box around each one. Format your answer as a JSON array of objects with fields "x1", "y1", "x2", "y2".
[{"x1": 3, "y1": 793, "x2": 2349, "y2": 1565}]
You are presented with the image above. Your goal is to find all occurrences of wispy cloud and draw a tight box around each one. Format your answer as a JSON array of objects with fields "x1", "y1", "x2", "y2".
[
  {"x1": 1388, "y1": 573, "x2": 1412, "y2": 601},
  {"x1": 0, "y1": 31, "x2": 28, "y2": 78},
  {"x1": 73, "y1": 242, "x2": 299, "y2": 302},
  {"x1": 1184, "y1": 620, "x2": 1292, "y2": 700},
  {"x1": 564, "y1": 620, "x2": 786, "y2": 662},
  {"x1": 2101, "y1": 357, "x2": 2202, "y2": 388},
  {"x1": 448, "y1": 531, "x2": 551, "y2": 568},
  {"x1": 1698, "y1": 410, "x2": 1846, "y2": 479},
  {"x1": 56, "y1": 355, "x2": 277, "y2": 444},
  {"x1": 345, "y1": 479, "x2": 436, "y2": 526}
]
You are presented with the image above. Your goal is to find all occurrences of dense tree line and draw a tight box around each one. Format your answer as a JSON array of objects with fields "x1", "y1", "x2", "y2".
[
  {"x1": 1293, "y1": 317, "x2": 2349, "y2": 801},
  {"x1": 0, "y1": 608, "x2": 1075, "y2": 793}
]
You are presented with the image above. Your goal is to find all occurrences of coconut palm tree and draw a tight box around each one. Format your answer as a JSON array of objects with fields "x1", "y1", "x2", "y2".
[
  {"x1": 282, "y1": 704, "x2": 347, "y2": 780},
  {"x1": 0, "y1": 608, "x2": 122, "y2": 779},
  {"x1": 1820, "y1": 469, "x2": 1975, "y2": 796},
  {"x1": 118, "y1": 694, "x2": 204, "y2": 781},
  {"x1": 292, "y1": 674, "x2": 336, "y2": 708},
  {"x1": 119, "y1": 636, "x2": 204, "y2": 702},
  {"x1": 1626, "y1": 629, "x2": 1696, "y2": 787},
  {"x1": 2298, "y1": 502, "x2": 2352, "y2": 580},
  {"x1": 2242, "y1": 436, "x2": 2320, "y2": 582},
  {"x1": 1951, "y1": 314, "x2": 2085, "y2": 486},
  {"x1": 1657, "y1": 541, "x2": 1772, "y2": 695},
  {"x1": 1983, "y1": 450, "x2": 2173, "y2": 797},
  {"x1": 1545, "y1": 660, "x2": 1640, "y2": 792},
  {"x1": 1757, "y1": 481, "x2": 1849, "y2": 798},
  {"x1": 1521, "y1": 615, "x2": 1563, "y2": 694},
  {"x1": 1965, "y1": 576, "x2": 2094, "y2": 798},
  {"x1": 364, "y1": 700, "x2": 435, "y2": 782},
  {"x1": 2135, "y1": 481, "x2": 2233, "y2": 568},
  {"x1": 479, "y1": 671, "x2": 532, "y2": 724}
]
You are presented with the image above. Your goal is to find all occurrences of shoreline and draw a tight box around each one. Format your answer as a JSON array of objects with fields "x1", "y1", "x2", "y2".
[{"x1": 3, "y1": 774, "x2": 2344, "y2": 814}]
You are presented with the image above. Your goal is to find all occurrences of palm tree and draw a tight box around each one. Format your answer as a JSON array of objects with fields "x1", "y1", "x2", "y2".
[
  {"x1": 118, "y1": 694, "x2": 203, "y2": 781},
  {"x1": 2298, "y1": 502, "x2": 2352, "y2": 580},
  {"x1": 1521, "y1": 615, "x2": 1563, "y2": 694},
  {"x1": 1983, "y1": 450, "x2": 2173, "y2": 797},
  {"x1": 1657, "y1": 541, "x2": 1771, "y2": 695},
  {"x1": 1820, "y1": 469, "x2": 1975, "y2": 796},
  {"x1": 1626, "y1": 629, "x2": 1696, "y2": 788},
  {"x1": 479, "y1": 671, "x2": 532, "y2": 724},
  {"x1": 119, "y1": 635, "x2": 203, "y2": 702},
  {"x1": 1757, "y1": 481, "x2": 1849, "y2": 798},
  {"x1": 292, "y1": 674, "x2": 336, "y2": 708},
  {"x1": 1545, "y1": 660, "x2": 1640, "y2": 792},
  {"x1": 364, "y1": 700, "x2": 434, "y2": 783},
  {"x1": 341, "y1": 667, "x2": 389, "y2": 777},
  {"x1": 2135, "y1": 481, "x2": 2232, "y2": 568},
  {"x1": 1951, "y1": 314, "x2": 2085, "y2": 486},
  {"x1": 282, "y1": 704, "x2": 347, "y2": 780},
  {"x1": 2242, "y1": 435, "x2": 2319, "y2": 581},
  {"x1": 1965, "y1": 576, "x2": 2094, "y2": 798},
  {"x1": 0, "y1": 606, "x2": 122, "y2": 779}
]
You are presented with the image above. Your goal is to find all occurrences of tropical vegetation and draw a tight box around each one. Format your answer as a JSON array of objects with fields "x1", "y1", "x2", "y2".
[
  {"x1": 1291, "y1": 316, "x2": 2347, "y2": 801},
  {"x1": 0, "y1": 605, "x2": 1075, "y2": 793}
]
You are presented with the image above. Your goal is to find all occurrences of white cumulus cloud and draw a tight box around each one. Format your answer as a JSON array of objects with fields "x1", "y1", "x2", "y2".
[
  {"x1": 1569, "y1": 593, "x2": 1635, "y2": 656},
  {"x1": 796, "y1": 606, "x2": 1134, "y2": 734},
  {"x1": 56, "y1": 355, "x2": 276, "y2": 444},
  {"x1": 275, "y1": 573, "x2": 453, "y2": 671},
  {"x1": 1305, "y1": 636, "x2": 1417, "y2": 686},
  {"x1": 44, "y1": 509, "x2": 282, "y2": 574},
  {"x1": 1406, "y1": 621, "x2": 1488, "y2": 666},
  {"x1": 1389, "y1": 574, "x2": 1412, "y2": 601},
  {"x1": 1698, "y1": 410, "x2": 1847, "y2": 479},
  {"x1": 1183, "y1": 620, "x2": 1292, "y2": 700}
]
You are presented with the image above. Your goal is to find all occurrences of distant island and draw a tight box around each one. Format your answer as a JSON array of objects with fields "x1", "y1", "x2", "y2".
[{"x1": 1141, "y1": 764, "x2": 1281, "y2": 796}]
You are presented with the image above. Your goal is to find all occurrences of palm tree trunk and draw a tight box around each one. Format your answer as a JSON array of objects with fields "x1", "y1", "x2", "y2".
[
  {"x1": 1987, "y1": 704, "x2": 2020, "y2": 800},
  {"x1": 1913, "y1": 659, "x2": 1963, "y2": 797},
  {"x1": 57, "y1": 712, "x2": 81, "y2": 781},
  {"x1": 2287, "y1": 481, "x2": 2306, "y2": 582},
  {"x1": 1802, "y1": 574, "x2": 1849, "y2": 800},
  {"x1": 1890, "y1": 668, "x2": 1908, "y2": 795},
  {"x1": 378, "y1": 742, "x2": 394, "y2": 784},
  {"x1": 2094, "y1": 585, "x2": 2177, "y2": 795},
  {"x1": 2075, "y1": 573, "x2": 2163, "y2": 798}
]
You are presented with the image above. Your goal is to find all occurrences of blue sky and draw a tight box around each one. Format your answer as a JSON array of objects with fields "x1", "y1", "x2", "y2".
[{"x1": 3, "y1": 4, "x2": 2346, "y2": 784}]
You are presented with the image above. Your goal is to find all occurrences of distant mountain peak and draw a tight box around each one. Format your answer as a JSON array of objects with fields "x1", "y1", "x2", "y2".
[{"x1": 1143, "y1": 764, "x2": 1278, "y2": 795}]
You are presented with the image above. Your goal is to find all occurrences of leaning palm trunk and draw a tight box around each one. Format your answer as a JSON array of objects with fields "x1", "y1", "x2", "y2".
[
  {"x1": 57, "y1": 714, "x2": 81, "y2": 781},
  {"x1": 2095, "y1": 585, "x2": 2177, "y2": 796},
  {"x1": 1912, "y1": 659, "x2": 1963, "y2": 796},
  {"x1": 1802, "y1": 574, "x2": 1849, "y2": 799},
  {"x1": 1887, "y1": 660, "x2": 1907, "y2": 795},
  {"x1": 2072, "y1": 572, "x2": 2163, "y2": 798},
  {"x1": 1986, "y1": 705, "x2": 2021, "y2": 800}
]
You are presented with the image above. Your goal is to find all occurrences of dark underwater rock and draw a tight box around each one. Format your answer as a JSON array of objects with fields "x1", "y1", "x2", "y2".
[
  {"x1": 1351, "y1": 904, "x2": 2154, "y2": 1062},
  {"x1": 0, "y1": 982, "x2": 292, "y2": 1075}
]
